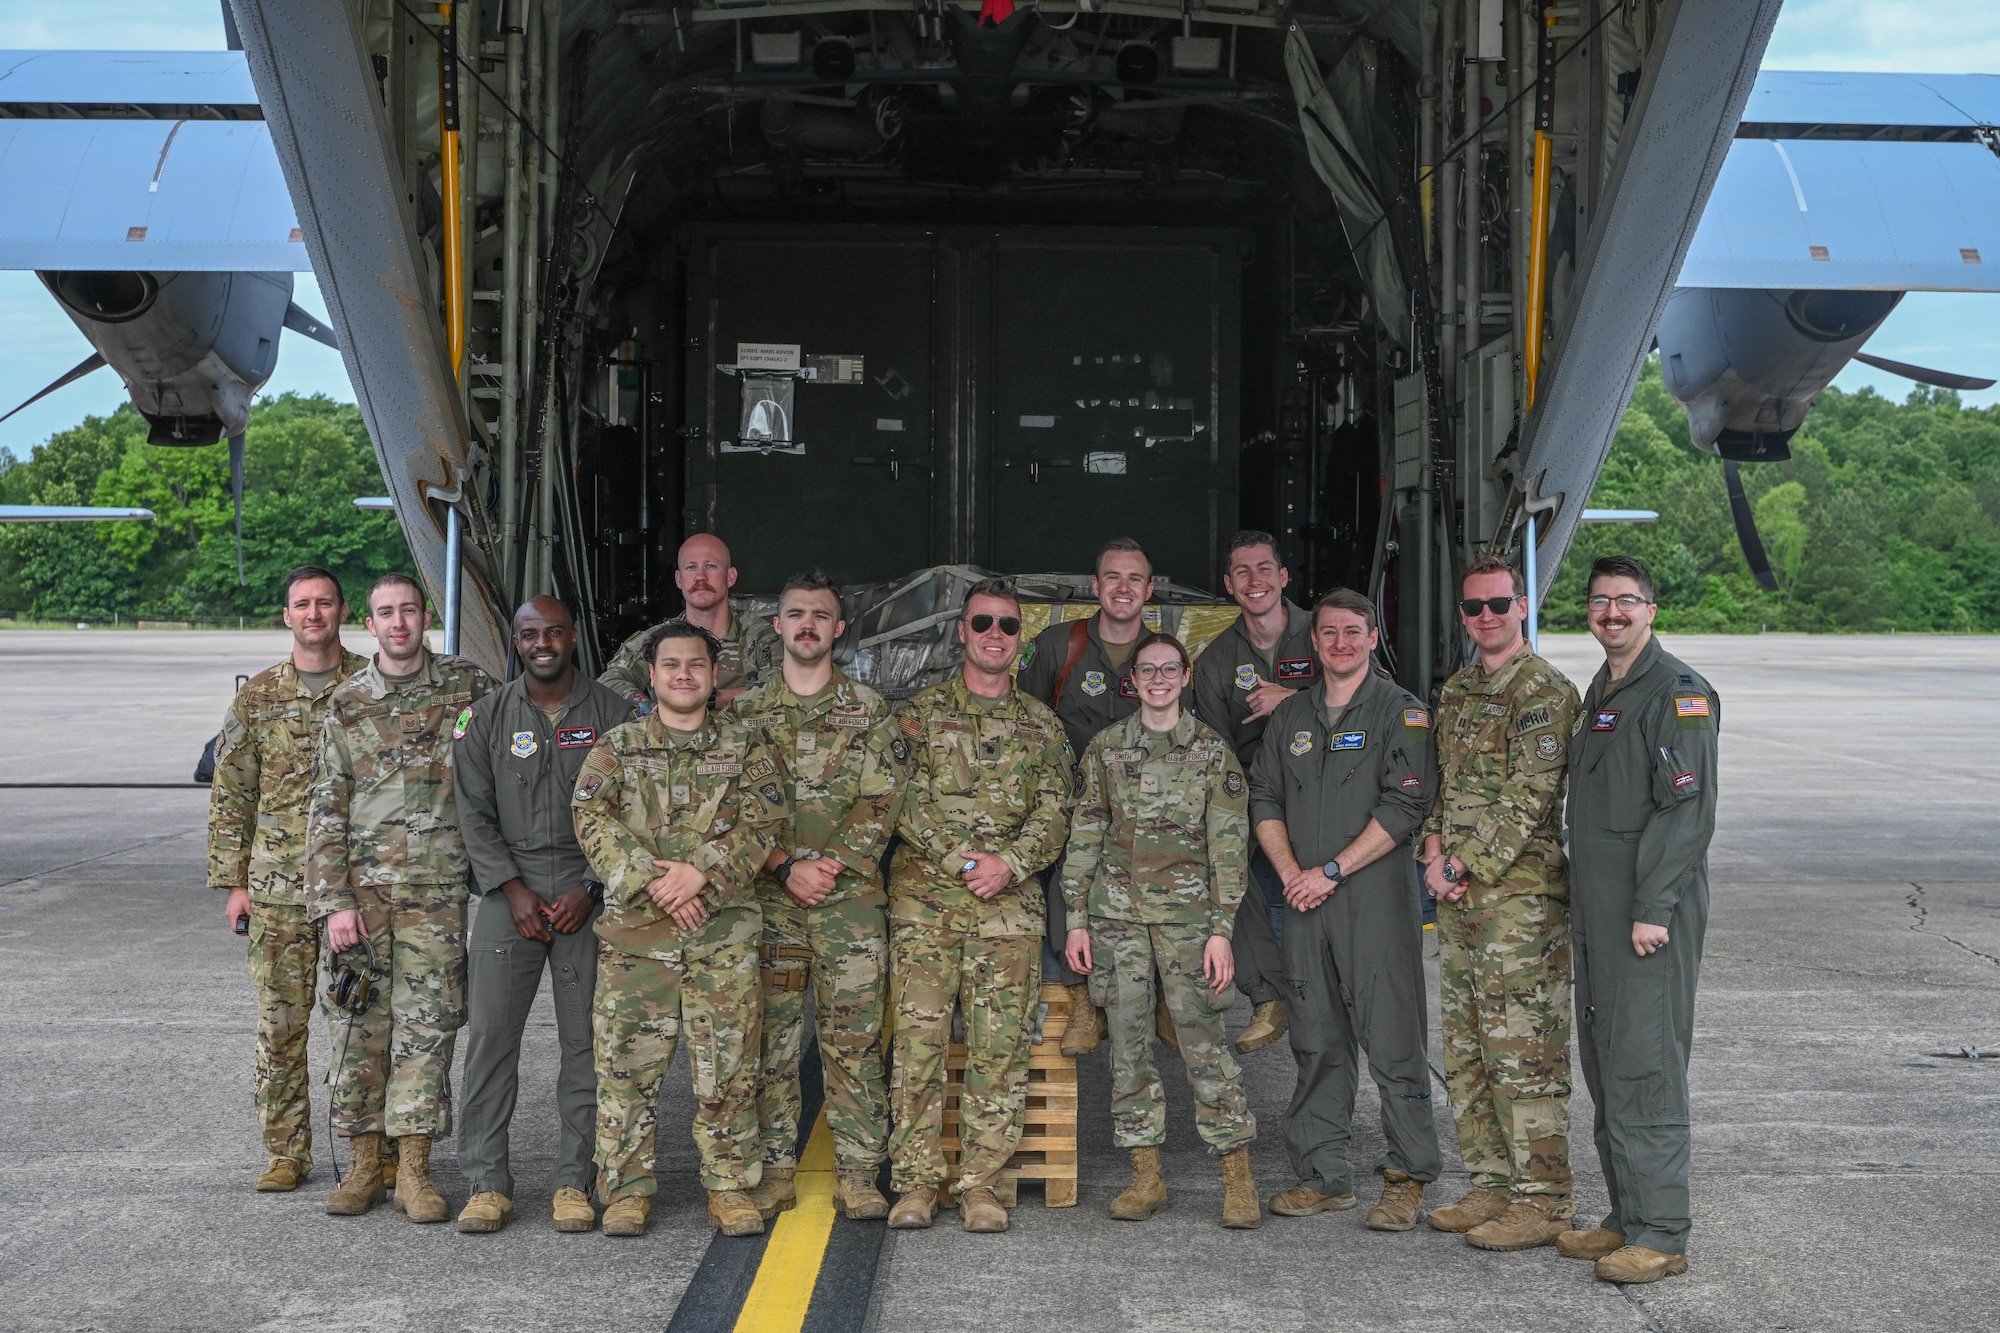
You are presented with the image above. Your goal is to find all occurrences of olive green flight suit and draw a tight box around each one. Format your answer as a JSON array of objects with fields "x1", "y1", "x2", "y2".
[
  {"x1": 1248, "y1": 671, "x2": 1441, "y2": 1195},
  {"x1": 1567, "y1": 634, "x2": 1719, "y2": 1257}
]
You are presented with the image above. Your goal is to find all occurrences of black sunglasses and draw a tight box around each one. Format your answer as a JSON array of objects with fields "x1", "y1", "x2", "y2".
[
  {"x1": 967, "y1": 614, "x2": 1021, "y2": 635},
  {"x1": 1458, "y1": 595, "x2": 1521, "y2": 617}
]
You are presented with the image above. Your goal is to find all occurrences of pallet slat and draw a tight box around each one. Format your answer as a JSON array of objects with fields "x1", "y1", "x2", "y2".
[{"x1": 939, "y1": 983, "x2": 1082, "y2": 1207}]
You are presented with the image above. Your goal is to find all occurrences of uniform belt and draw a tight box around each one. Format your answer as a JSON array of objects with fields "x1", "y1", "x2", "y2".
[{"x1": 759, "y1": 942, "x2": 813, "y2": 992}]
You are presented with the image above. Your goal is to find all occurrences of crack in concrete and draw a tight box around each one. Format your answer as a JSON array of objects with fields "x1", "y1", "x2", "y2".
[
  {"x1": 1621, "y1": 1287, "x2": 1671, "y2": 1333},
  {"x1": 1908, "y1": 882, "x2": 2000, "y2": 969},
  {"x1": 0, "y1": 830, "x2": 197, "y2": 891},
  {"x1": 1706, "y1": 952, "x2": 2000, "y2": 992}
]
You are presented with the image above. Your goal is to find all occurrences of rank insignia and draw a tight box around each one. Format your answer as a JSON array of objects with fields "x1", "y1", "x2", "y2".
[
  {"x1": 1289, "y1": 730, "x2": 1313, "y2": 756},
  {"x1": 1591, "y1": 710, "x2": 1620, "y2": 732},
  {"x1": 1329, "y1": 731, "x2": 1366, "y2": 750},
  {"x1": 1675, "y1": 695, "x2": 1711, "y2": 718},
  {"x1": 1223, "y1": 770, "x2": 1245, "y2": 798},
  {"x1": 1404, "y1": 708, "x2": 1430, "y2": 728},
  {"x1": 1535, "y1": 733, "x2": 1562, "y2": 760},
  {"x1": 452, "y1": 706, "x2": 474, "y2": 740},
  {"x1": 1080, "y1": 670, "x2": 1107, "y2": 697},
  {"x1": 1234, "y1": 663, "x2": 1258, "y2": 691},
  {"x1": 510, "y1": 730, "x2": 538, "y2": 758}
]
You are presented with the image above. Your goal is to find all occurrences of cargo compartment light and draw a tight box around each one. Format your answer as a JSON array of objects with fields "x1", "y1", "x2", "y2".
[{"x1": 750, "y1": 30, "x2": 803, "y2": 69}]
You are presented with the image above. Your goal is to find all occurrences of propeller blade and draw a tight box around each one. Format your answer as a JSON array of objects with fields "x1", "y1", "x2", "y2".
[
  {"x1": 0, "y1": 352, "x2": 108, "y2": 426},
  {"x1": 229, "y1": 433, "x2": 245, "y2": 586},
  {"x1": 1853, "y1": 352, "x2": 1996, "y2": 392},
  {"x1": 282, "y1": 302, "x2": 340, "y2": 351},
  {"x1": 1724, "y1": 459, "x2": 1778, "y2": 593}
]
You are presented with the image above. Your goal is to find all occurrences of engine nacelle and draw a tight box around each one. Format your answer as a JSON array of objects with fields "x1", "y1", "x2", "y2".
[
  {"x1": 1656, "y1": 286, "x2": 1902, "y2": 462},
  {"x1": 38, "y1": 270, "x2": 293, "y2": 446}
]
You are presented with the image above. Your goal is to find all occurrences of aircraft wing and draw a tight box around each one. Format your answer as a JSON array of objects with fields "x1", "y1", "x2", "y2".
[
  {"x1": 1737, "y1": 70, "x2": 2000, "y2": 136},
  {"x1": 0, "y1": 505, "x2": 155, "y2": 522},
  {"x1": 0, "y1": 49, "x2": 259, "y2": 114}
]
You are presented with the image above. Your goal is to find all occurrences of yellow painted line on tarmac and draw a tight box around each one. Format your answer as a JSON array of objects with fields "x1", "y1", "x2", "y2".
[{"x1": 731, "y1": 1111, "x2": 837, "y2": 1333}]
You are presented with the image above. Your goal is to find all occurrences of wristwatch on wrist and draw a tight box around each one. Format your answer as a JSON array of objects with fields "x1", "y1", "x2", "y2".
[
  {"x1": 1322, "y1": 859, "x2": 1346, "y2": 885},
  {"x1": 773, "y1": 855, "x2": 799, "y2": 887},
  {"x1": 583, "y1": 878, "x2": 605, "y2": 904},
  {"x1": 1443, "y1": 854, "x2": 1462, "y2": 882}
]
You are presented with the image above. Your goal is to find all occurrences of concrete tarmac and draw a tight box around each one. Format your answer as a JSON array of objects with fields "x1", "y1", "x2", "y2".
[{"x1": 1, "y1": 629, "x2": 1995, "y2": 1332}]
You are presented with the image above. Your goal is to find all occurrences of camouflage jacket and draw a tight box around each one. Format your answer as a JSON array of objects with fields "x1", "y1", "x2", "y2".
[
  {"x1": 570, "y1": 712, "x2": 791, "y2": 959},
  {"x1": 888, "y1": 677, "x2": 1073, "y2": 937},
  {"x1": 1422, "y1": 644, "x2": 1581, "y2": 904},
  {"x1": 597, "y1": 606, "x2": 780, "y2": 709},
  {"x1": 207, "y1": 648, "x2": 369, "y2": 902},
  {"x1": 1060, "y1": 711, "x2": 1248, "y2": 938},
  {"x1": 730, "y1": 666, "x2": 902, "y2": 907},
  {"x1": 304, "y1": 652, "x2": 496, "y2": 919}
]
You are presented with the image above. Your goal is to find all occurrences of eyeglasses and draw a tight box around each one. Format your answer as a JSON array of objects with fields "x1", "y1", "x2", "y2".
[
  {"x1": 1586, "y1": 594, "x2": 1652, "y2": 611},
  {"x1": 1132, "y1": 662, "x2": 1185, "y2": 682},
  {"x1": 966, "y1": 614, "x2": 1021, "y2": 635},
  {"x1": 1457, "y1": 596, "x2": 1521, "y2": 617}
]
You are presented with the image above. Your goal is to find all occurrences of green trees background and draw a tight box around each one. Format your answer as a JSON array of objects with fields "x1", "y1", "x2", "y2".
[{"x1": 0, "y1": 395, "x2": 412, "y2": 623}]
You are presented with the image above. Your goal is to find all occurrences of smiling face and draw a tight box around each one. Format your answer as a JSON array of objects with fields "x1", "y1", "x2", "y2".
[
  {"x1": 1094, "y1": 550, "x2": 1154, "y2": 633},
  {"x1": 1586, "y1": 574, "x2": 1657, "y2": 655},
  {"x1": 364, "y1": 581, "x2": 430, "y2": 670},
  {"x1": 1460, "y1": 568, "x2": 1526, "y2": 659},
  {"x1": 647, "y1": 632, "x2": 717, "y2": 719},
  {"x1": 1312, "y1": 606, "x2": 1377, "y2": 683},
  {"x1": 1133, "y1": 639, "x2": 1187, "y2": 711},
  {"x1": 776, "y1": 587, "x2": 843, "y2": 667},
  {"x1": 674, "y1": 534, "x2": 736, "y2": 615},
  {"x1": 957, "y1": 591, "x2": 1023, "y2": 680},
  {"x1": 1223, "y1": 542, "x2": 1289, "y2": 618},
  {"x1": 283, "y1": 576, "x2": 344, "y2": 652},
  {"x1": 513, "y1": 597, "x2": 577, "y2": 686}
]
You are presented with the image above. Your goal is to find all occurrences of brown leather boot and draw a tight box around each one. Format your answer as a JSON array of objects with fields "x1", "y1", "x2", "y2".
[
  {"x1": 1427, "y1": 1185, "x2": 1509, "y2": 1233},
  {"x1": 1234, "y1": 1000, "x2": 1288, "y2": 1054},
  {"x1": 1466, "y1": 1195, "x2": 1573, "y2": 1251},
  {"x1": 833, "y1": 1170, "x2": 889, "y2": 1220},
  {"x1": 1060, "y1": 984, "x2": 1103, "y2": 1056},
  {"x1": 1109, "y1": 1147, "x2": 1168, "y2": 1220},
  {"x1": 455, "y1": 1191, "x2": 514, "y2": 1233},
  {"x1": 959, "y1": 1186, "x2": 1008, "y2": 1232},
  {"x1": 256, "y1": 1158, "x2": 309, "y2": 1193},
  {"x1": 394, "y1": 1136, "x2": 449, "y2": 1223},
  {"x1": 602, "y1": 1195, "x2": 651, "y2": 1237},
  {"x1": 1365, "y1": 1170, "x2": 1424, "y2": 1231},
  {"x1": 1154, "y1": 992, "x2": 1179, "y2": 1052},
  {"x1": 709, "y1": 1189, "x2": 766, "y2": 1236},
  {"x1": 888, "y1": 1186, "x2": 937, "y2": 1229},
  {"x1": 746, "y1": 1166, "x2": 796, "y2": 1219},
  {"x1": 1219, "y1": 1148, "x2": 1260, "y2": 1229},
  {"x1": 551, "y1": 1186, "x2": 596, "y2": 1232},
  {"x1": 325, "y1": 1132, "x2": 383, "y2": 1216},
  {"x1": 1557, "y1": 1227, "x2": 1627, "y2": 1260},
  {"x1": 1269, "y1": 1182, "x2": 1356, "y2": 1216},
  {"x1": 1595, "y1": 1245, "x2": 1689, "y2": 1284}
]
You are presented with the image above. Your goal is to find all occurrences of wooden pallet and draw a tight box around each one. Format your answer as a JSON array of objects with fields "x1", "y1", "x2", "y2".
[{"x1": 941, "y1": 981, "x2": 1080, "y2": 1207}]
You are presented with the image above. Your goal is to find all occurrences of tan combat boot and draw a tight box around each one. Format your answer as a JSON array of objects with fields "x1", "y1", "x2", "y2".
[
  {"x1": 1427, "y1": 1185, "x2": 1509, "y2": 1233},
  {"x1": 1556, "y1": 1227, "x2": 1627, "y2": 1261},
  {"x1": 1060, "y1": 984, "x2": 1104, "y2": 1056},
  {"x1": 394, "y1": 1136, "x2": 450, "y2": 1224},
  {"x1": 1219, "y1": 1147, "x2": 1260, "y2": 1229},
  {"x1": 456, "y1": 1191, "x2": 514, "y2": 1233},
  {"x1": 602, "y1": 1195, "x2": 651, "y2": 1237},
  {"x1": 1467, "y1": 1195, "x2": 1573, "y2": 1251},
  {"x1": 1234, "y1": 1000, "x2": 1288, "y2": 1054},
  {"x1": 1269, "y1": 1182, "x2": 1356, "y2": 1216},
  {"x1": 747, "y1": 1166, "x2": 797, "y2": 1219},
  {"x1": 833, "y1": 1169, "x2": 889, "y2": 1220},
  {"x1": 888, "y1": 1187, "x2": 937, "y2": 1229},
  {"x1": 552, "y1": 1186, "x2": 596, "y2": 1232},
  {"x1": 959, "y1": 1186, "x2": 1008, "y2": 1233},
  {"x1": 708, "y1": 1189, "x2": 766, "y2": 1237},
  {"x1": 1155, "y1": 992, "x2": 1179, "y2": 1052},
  {"x1": 257, "y1": 1157, "x2": 310, "y2": 1192},
  {"x1": 380, "y1": 1140, "x2": 398, "y2": 1191},
  {"x1": 1595, "y1": 1245, "x2": 1689, "y2": 1284},
  {"x1": 1109, "y1": 1147, "x2": 1168, "y2": 1220},
  {"x1": 324, "y1": 1132, "x2": 383, "y2": 1216},
  {"x1": 1365, "y1": 1169, "x2": 1424, "y2": 1231}
]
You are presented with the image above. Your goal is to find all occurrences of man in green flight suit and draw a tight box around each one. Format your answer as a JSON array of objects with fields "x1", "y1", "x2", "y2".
[{"x1": 1557, "y1": 555, "x2": 1720, "y2": 1286}]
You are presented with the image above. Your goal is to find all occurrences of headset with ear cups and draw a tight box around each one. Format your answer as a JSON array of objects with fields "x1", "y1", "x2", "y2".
[{"x1": 325, "y1": 937, "x2": 385, "y2": 1014}]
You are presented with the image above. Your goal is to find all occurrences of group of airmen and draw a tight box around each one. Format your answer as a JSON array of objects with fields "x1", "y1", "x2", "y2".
[{"x1": 208, "y1": 526, "x2": 1717, "y2": 1286}]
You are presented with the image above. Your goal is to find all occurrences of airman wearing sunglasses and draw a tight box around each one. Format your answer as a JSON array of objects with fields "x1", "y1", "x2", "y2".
[{"x1": 1417, "y1": 554, "x2": 1582, "y2": 1253}]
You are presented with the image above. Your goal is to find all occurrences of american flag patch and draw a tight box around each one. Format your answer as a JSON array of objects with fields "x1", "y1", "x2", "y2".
[
  {"x1": 1403, "y1": 709, "x2": 1430, "y2": 728},
  {"x1": 1675, "y1": 696, "x2": 1710, "y2": 718}
]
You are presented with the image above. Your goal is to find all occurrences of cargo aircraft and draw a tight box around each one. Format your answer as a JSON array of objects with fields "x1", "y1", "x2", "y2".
[{"x1": 3, "y1": 5, "x2": 1996, "y2": 688}]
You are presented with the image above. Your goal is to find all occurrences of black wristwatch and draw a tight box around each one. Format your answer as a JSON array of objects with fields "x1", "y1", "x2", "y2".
[
  {"x1": 773, "y1": 855, "x2": 799, "y2": 887},
  {"x1": 583, "y1": 878, "x2": 605, "y2": 905},
  {"x1": 1322, "y1": 859, "x2": 1346, "y2": 886}
]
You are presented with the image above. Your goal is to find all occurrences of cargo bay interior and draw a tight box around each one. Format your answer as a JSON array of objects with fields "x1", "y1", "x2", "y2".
[{"x1": 347, "y1": 0, "x2": 1661, "y2": 692}]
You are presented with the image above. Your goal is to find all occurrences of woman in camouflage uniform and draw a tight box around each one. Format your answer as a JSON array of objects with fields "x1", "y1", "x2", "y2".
[{"x1": 1060, "y1": 632, "x2": 1261, "y2": 1228}]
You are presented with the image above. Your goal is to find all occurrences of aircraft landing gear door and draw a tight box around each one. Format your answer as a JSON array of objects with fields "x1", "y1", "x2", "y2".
[
  {"x1": 686, "y1": 232, "x2": 939, "y2": 590},
  {"x1": 988, "y1": 234, "x2": 1241, "y2": 586}
]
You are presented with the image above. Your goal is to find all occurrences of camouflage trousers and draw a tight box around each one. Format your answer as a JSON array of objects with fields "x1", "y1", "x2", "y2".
[
  {"x1": 755, "y1": 889, "x2": 889, "y2": 1171},
  {"x1": 323, "y1": 882, "x2": 467, "y2": 1139},
  {"x1": 247, "y1": 899, "x2": 319, "y2": 1163},
  {"x1": 1088, "y1": 917, "x2": 1255, "y2": 1154},
  {"x1": 593, "y1": 906, "x2": 763, "y2": 1199},
  {"x1": 887, "y1": 922, "x2": 1040, "y2": 1195},
  {"x1": 1437, "y1": 891, "x2": 1574, "y2": 1201}
]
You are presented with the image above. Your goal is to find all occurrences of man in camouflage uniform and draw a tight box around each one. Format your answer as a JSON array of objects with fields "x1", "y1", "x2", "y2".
[
  {"x1": 1062, "y1": 631, "x2": 1261, "y2": 1229},
  {"x1": 307, "y1": 573, "x2": 496, "y2": 1222},
  {"x1": 731, "y1": 572, "x2": 900, "y2": 1223},
  {"x1": 571, "y1": 619, "x2": 792, "y2": 1239},
  {"x1": 1419, "y1": 554, "x2": 1582, "y2": 1252},
  {"x1": 599, "y1": 533, "x2": 778, "y2": 712},
  {"x1": 885, "y1": 578, "x2": 1072, "y2": 1235},
  {"x1": 208, "y1": 564, "x2": 367, "y2": 1192}
]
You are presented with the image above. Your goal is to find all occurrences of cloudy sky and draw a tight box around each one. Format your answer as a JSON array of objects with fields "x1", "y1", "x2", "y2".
[{"x1": 1, "y1": 1, "x2": 1996, "y2": 462}]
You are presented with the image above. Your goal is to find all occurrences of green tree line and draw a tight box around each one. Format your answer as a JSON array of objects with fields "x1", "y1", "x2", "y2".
[
  {"x1": 0, "y1": 395, "x2": 412, "y2": 623},
  {"x1": 1545, "y1": 360, "x2": 2000, "y2": 633}
]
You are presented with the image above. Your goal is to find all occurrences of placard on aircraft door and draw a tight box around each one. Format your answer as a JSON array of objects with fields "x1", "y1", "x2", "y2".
[
  {"x1": 989, "y1": 234, "x2": 1240, "y2": 586},
  {"x1": 686, "y1": 232, "x2": 938, "y2": 590}
]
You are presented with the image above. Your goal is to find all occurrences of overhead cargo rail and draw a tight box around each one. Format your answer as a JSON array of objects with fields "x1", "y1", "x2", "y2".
[{"x1": 0, "y1": 50, "x2": 261, "y2": 119}]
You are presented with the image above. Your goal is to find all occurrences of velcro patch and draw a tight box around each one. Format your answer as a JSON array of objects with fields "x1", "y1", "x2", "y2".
[
  {"x1": 451, "y1": 706, "x2": 474, "y2": 740},
  {"x1": 1400, "y1": 775, "x2": 1421, "y2": 789},
  {"x1": 1288, "y1": 730, "x2": 1313, "y2": 757},
  {"x1": 1275, "y1": 657, "x2": 1315, "y2": 681},
  {"x1": 1675, "y1": 695, "x2": 1710, "y2": 718},
  {"x1": 1673, "y1": 770, "x2": 1696, "y2": 789},
  {"x1": 890, "y1": 736, "x2": 911, "y2": 764},
  {"x1": 827, "y1": 713, "x2": 871, "y2": 729},
  {"x1": 1513, "y1": 706, "x2": 1552, "y2": 734},
  {"x1": 1234, "y1": 663, "x2": 1258, "y2": 691},
  {"x1": 1404, "y1": 708, "x2": 1430, "y2": 728},
  {"x1": 760, "y1": 783, "x2": 784, "y2": 805},
  {"x1": 696, "y1": 761, "x2": 744, "y2": 777},
  {"x1": 742, "y1": 757, "x2": 777, "y2": 783},
  {"x1": 573, "y1": 773, "x2": 604, "y2": 802},
  {"x1": 557, "y1": 726, "x2": 597, "y2": 749},
  {"x1": 1535, "y1": 733, "x2": 1563, "y2": 761},
  {"x1": 738, "y1": 713, "x2": 781, "y2": 730},
  {"x1": 1591, "y1": 710, "x2": 1620, "y2": 732},
  {"x1": 898, "y1": 715, "x2": 923, "y2": 738},
  {"x1": 1118, "y1": 675, "x2": 1138, "y2": 699},
  {"x1": 1223, "y1": 770, "x2": 1245, "y2": 798},
  {"x1": 1014, "y1": 720, "x2": 1048, "y2": 739},
  {"x1": 1330, "y1": 731, "x2": 1366, "y2": 750}
]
